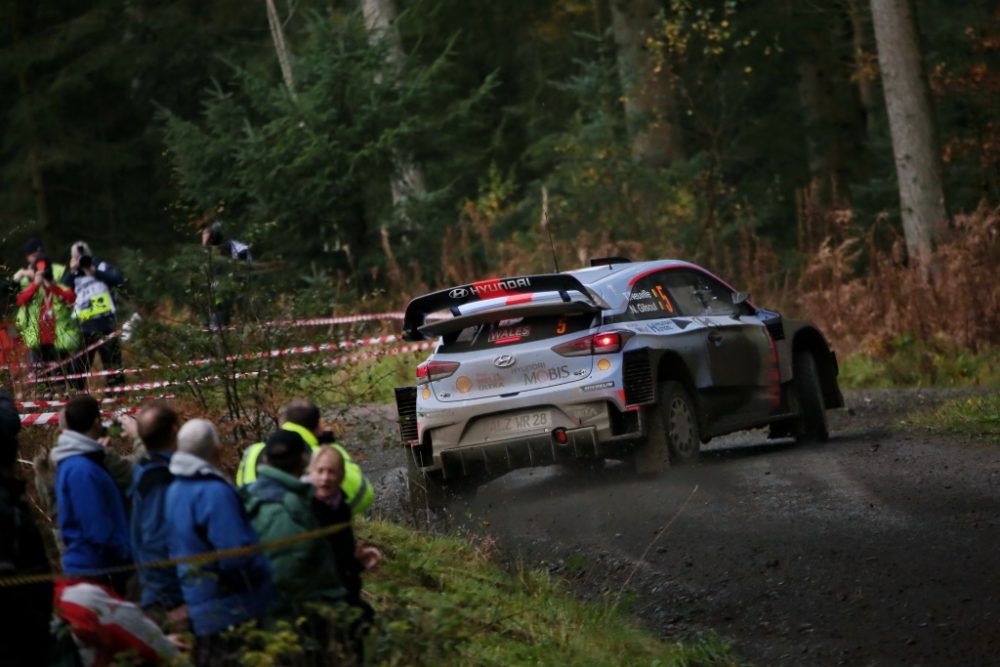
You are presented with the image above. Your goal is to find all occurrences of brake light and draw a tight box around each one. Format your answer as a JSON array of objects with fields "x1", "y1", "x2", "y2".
[
  {"x1": 552, "y1": 332, "x2": 627, "y2": 356},
  {"x1": 416, "y1": 360, "x2": 461, "y2": 385},
  {"x1": 594, "y1": 333, "x2": 621, "y2": 352}
]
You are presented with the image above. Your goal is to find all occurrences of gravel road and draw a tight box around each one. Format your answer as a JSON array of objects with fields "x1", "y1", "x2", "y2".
[{"x1": 350, "y1": 389, "x2": 1000, "y2": 666}]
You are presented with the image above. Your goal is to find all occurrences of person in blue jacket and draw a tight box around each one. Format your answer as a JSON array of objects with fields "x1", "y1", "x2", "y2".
[
  {"x1": 130, "y1": 399, "x2": 186, "y2": 626},
  {"x1": 51, "y1": 394, "x2": 132, "y2": 593},
  {"x1": 166, "y1": 418, "x2": 274, "y2": 665}
]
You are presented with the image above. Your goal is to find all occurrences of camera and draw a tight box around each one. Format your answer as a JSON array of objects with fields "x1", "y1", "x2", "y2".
[
  {"x1": 34, "y1": 259, "x2": 54, "y2": 282},
  {"x1": 78, "y1": 255, "x2": 93, "y2": 270}
]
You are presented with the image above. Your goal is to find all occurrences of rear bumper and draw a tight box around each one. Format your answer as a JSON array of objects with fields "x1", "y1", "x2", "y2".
[
  {"x1": 415, "y1": 409, "x2": 644, "y2": 479},
  {"x1": 440, "y1": 425, "x2": 599, "y2": 476}
]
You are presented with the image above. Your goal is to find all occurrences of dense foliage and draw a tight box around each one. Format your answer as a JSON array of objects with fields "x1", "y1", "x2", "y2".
[{"x1": 2, "y1": 0, "x2": 998, "y2": 313}]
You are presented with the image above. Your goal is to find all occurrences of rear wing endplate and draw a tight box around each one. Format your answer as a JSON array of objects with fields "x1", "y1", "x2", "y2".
[{"x1": 402, "y1": 273, "x2": 601, "y2": 341}]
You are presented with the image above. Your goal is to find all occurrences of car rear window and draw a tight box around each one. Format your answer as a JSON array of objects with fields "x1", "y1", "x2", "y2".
[{"x1": 438, "y1": 314, "x2": 595, "y2": 353}]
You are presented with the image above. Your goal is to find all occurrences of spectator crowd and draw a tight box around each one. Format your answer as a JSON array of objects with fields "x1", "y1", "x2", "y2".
[
  {"x1": 0, "y1": 392, "x2": 382, "y2": 667},
  {"x1": 7, "y1": 226, "x2": 252, "y2": 386}
]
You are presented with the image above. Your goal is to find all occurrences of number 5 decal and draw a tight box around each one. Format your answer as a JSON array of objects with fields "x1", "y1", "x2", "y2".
[{"x1": 654, "y1": 285, "x2": 674, "y2": 313}]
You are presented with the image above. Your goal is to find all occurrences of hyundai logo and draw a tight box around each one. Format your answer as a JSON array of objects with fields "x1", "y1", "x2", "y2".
[
  {"x1": 494, "y1": 354, "x2": 516, "y2": 368},
  {"x1": 449, "y1": 287, "x2": 469, "y2": 299}
]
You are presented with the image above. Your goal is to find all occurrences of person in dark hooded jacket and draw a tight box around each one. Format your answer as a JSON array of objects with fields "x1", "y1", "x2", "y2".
[
  {"x1": 51, "y1": 394, "x2": 132, "y2": 591},
  {"x1": 0, "y1": 389, "x2": 54, "y2": 666},
  {"x1": 130, "y1": 400, "x2": 186, "y2": 626}
]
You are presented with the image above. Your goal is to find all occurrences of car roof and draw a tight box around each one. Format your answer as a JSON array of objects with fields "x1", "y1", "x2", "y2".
[{"x1": 567, "y1": 259, "x2": 703, "y2": 288}]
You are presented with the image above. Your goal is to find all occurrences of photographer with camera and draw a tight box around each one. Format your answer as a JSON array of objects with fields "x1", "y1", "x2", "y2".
[
  {"x1": 62, "y1": 241, "x2": 126, "y2": 386},
  {"x1": 15, "y1": 254, "x2": 79, "y2": 368}
]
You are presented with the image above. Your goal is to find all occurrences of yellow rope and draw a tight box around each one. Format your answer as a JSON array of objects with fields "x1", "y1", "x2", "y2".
[{"x1": 0, "y1": 520, "x2": 352, "y2": 588}]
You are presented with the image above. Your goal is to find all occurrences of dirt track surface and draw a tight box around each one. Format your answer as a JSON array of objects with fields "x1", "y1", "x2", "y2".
[{"x1": 356, "y1": 390, "x2": 1000, "y2": 666}]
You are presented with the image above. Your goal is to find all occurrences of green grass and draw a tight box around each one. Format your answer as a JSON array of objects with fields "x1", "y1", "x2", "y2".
[
  {"x1": 360, "y1": 519, "x2": 739, "y2": 666},
  {"x1": 902, "y1": 393, "x2": 1000, "y2": 444},
  {"x1": 297, "y1": 349, "x2": 424, "y2": 406},
  {"x1": 839, "y1": 341, "x2": 1000, "y2": 389}
]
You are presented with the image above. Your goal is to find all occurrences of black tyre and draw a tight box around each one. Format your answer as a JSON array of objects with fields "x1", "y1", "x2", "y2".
[
  {"x1": 661, "y1": 381, "x2": 701, "y2": 464},
  {"x1": 793, "y1": 350, "x2": 829, "y2": 443},
  {"x1": 634, "y1": 381, "x2": 700, "y2": 472}
]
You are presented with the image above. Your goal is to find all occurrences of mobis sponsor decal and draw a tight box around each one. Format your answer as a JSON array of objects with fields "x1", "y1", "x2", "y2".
[{"x1": 522, "y1": 363, "x2": 571, "y2": 384}]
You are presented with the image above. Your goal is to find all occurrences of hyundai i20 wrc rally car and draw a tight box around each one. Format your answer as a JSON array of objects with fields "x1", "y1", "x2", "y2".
[{"x1": 395, "y1": 257, "x2": 843, "y2": 508}]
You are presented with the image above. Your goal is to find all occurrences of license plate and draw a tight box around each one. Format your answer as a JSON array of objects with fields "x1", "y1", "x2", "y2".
[{"x1": 483, "y1": 411, "x2": 551, "y2": 435}]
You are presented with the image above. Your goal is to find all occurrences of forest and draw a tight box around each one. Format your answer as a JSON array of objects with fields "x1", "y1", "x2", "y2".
[{"x1": 2, "y1": 0, "x2": 998, "y2": 375}]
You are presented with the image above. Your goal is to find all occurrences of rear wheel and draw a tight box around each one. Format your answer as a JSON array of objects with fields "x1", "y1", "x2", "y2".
[
  {"x1": 634, "y1": 381, "x2": 700, "y2": 473},
  {"x1": 662, "y1": 381, "x2": 700, "y2": 464},
  {"x1": 793, "y1": 350, "x2": 829, "y2": 442}
]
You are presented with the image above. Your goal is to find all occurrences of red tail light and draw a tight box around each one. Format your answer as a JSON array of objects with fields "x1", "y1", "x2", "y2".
[
  {"x1": 416, "y1": 360, "x2": 460, "y2": 385},
  {"x1": 593, "y1": 333, "x2": 622, "y2": 352},
  {"x1": 552, "y1": 331, "x2": 627, "y2": 356}
]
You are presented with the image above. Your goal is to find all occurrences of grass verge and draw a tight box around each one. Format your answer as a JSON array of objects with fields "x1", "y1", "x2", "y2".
[
  {"x1": 360, "y1": 519, "x2": 739, "y2": 666},
  {"x1": 901, "y1": 392, "x2": 1000, "y2": 444},
  {"x1": 838, "y1": 341, "x2": 999, "y2": 389}
]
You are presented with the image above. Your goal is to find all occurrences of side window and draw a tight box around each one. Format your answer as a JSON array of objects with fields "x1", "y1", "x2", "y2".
[
  {"x1": 624, "y1": 272, "x2": 678, "y2": 321},
  {"x1": 660, "y1": 269, "x2": 749, "y2": 317}
]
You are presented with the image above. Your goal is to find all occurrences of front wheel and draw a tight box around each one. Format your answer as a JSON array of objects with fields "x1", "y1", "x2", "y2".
[{"x1": 793, "y1": 350, "x2": 829, "y2": 443}]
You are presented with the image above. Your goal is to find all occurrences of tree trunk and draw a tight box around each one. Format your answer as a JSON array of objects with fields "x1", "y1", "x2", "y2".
[
  {"x1": 870, "y1": 0, "x2": 948, "y2": 271},
  {"x1": 265, "y1": 0, "x2": 296, "y2": 97},
  {"x1": 847, "y1": 0, "x2": 878, "y2": 134},
  {"x1": 609, "y1": 0, "x2": 684, "y2": 167},
  {"x1": 361, "y1": 0, "x2": 426, "y2": 207}
]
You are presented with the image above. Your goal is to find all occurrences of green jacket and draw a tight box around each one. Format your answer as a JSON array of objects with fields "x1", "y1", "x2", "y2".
[
  {"x1": 15, "y1": 264, "x2": 79, "y2": 351},
  {"x1": 236, "y1": 422, "x2": 374, "y2": 515},
  {"x1": 242, "y1": 465, "x2": 345, "y2": 610}
]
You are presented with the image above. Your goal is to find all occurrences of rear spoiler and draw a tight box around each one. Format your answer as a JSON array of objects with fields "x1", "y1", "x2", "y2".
[{"x1": 402, "y1": 273, "x2": 602, "y2": 341}]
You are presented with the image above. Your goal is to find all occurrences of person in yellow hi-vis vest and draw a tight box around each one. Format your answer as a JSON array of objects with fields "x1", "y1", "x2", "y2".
[{"x1": 236, "y1": 399, "x2": 373, "y2": 515}]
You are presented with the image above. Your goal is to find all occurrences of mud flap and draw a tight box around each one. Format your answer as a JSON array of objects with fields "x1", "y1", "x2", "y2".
[{"x1": 633, "y1": 406, "x2": 670, "y2": 474}]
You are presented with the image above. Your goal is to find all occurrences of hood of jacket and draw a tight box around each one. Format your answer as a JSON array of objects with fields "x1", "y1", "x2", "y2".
[
  {"x1": 246, "y1": 465, "x2": 313, "y2": 504},
  {"x1": 168, "y1": 451, "x2": 229, "y2": 482},
  {"x1": 50, "y1": 430, "x2": 103, "y2": 465}
]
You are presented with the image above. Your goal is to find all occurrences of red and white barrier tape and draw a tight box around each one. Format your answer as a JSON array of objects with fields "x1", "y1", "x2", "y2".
[
  {"x1": 35, "y1": 328, "x2": 122, "y2": 377},
  {"x1": 203, "y1": 310, "x2": 448, "y2": 332},
  {"x1": 30, "y1": 334, "x2": 408, "y2": 385},
  {"x1": 206, "y1": 312, "x2": 406, "y2": 332},
  {"x1": 21, "y1": 404, "x2": 144, "y2": 427},
  {"x1": 16, "y1": 395, "x2": 173, "y2": 410},
  {"x1": 35, "y1": 341, "x2": 435, "y2": 398}
]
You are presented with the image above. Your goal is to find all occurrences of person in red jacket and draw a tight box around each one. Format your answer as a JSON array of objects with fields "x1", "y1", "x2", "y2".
[{"x1": 16, "y1": 257, "x2": 76, "y2": 364}]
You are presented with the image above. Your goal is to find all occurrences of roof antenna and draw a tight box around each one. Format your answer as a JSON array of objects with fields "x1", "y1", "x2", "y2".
[{"x1": 541, "y1": 186, "x2": 560, "y2": 273}]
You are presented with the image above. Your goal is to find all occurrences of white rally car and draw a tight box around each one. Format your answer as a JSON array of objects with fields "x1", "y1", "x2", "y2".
[{"x1": 395, "y1": 258, "x2": 843, "y2": 508}]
